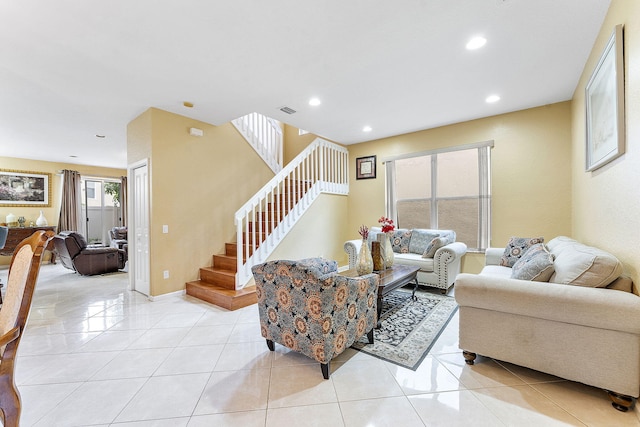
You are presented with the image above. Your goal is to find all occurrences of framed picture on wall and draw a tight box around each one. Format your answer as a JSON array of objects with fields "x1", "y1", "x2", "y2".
[
  {"x1": 585, "y1": 24, "x2": 625, "y2": 172},
  {"x1": 356, "y1": 155, "x2": 377, "y2": 180},
  {"x1": 0, "y1": 169, "x2": 52, "y2": 207}
]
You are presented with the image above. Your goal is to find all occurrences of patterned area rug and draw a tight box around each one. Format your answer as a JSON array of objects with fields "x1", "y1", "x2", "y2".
[{"x1": 351, "y1": 287, "x2": 458, "y2": 370}]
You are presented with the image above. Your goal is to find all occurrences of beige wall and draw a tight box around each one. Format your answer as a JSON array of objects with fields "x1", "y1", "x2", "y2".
[
  {"x1": 0, "y1": 156, "x2": 125, "y2": 265},
  {"x1": 127, "y1": 108, "x2": 276, "y2": 296},
  {"x1": 346, "y1": 102, "x2": 573, "y2": 274},
  {"x1": 283, "y1": 124, "x2": 317, "y2": 164},
  {"x1": 268, "y1": 193, "x2": 350, "y2": 267},
  {"x1": 571, "y1": 0, "x2": 640, "y2": 283}
]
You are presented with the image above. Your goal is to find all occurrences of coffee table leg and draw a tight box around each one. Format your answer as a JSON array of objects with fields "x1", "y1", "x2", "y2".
[{"x1": 376, "y1": 294, "x2": 383, "y2": 328}]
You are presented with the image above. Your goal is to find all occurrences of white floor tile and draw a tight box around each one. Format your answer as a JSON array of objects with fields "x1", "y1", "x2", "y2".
[
  {"x1": 33, "y1": 378, "x2": 147, "y2": 426},
  {"x1": 193, "y1": 368, "x2": 271, "y2": 415},
  {"x1": 115, "y1": 373, "x2": 210, "y2": 422}
]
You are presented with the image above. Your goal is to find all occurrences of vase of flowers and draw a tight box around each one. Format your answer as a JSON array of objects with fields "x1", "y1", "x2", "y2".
[
  {"x1": 356, "y1": 225, "x2": 374, "y2": 275},
  {"x1": 379, "y1": 216, "x2": 395, "y2": 268}
]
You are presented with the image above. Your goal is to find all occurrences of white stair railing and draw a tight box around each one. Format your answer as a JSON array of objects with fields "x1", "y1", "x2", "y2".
[
  {"x1": 232, "y1": 112, "x2": 283, "y2": 174},
  {"x1": 235, "y1": 138, "x2": 349, "y2": 288}
]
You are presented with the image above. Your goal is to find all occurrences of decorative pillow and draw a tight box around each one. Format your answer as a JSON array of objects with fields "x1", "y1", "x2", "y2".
[
  {"x1": 500, "y1": 236, "x2": 544, "y2": 267},
  {"x1": 390, "y1": 229, "x2": 412, "y2": 253},
  {"x1": 422, "y1": 236, "x2": 453, "y2": 258},
  {"x1": 409, "y1": 230, "x2": 440, "y2": 254},
  {"x1": 510, "y1": 243, "x2": 555, "y2": 282}
]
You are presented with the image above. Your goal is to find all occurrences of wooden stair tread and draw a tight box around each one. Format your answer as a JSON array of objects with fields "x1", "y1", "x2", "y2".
[
  {"x1": 186, "y1": 281, "x2": 256, "y2": 310},
  {"x1": 200, "y1": 266, "x2": 235, "y2": 276}
]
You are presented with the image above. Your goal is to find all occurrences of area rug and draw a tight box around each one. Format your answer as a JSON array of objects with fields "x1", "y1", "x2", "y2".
[{"x1": 351, "y1": 288, "x2": 458, "y2": 370}]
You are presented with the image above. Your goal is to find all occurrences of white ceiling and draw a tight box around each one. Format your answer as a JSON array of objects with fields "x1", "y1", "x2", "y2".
[{"x1": 0, "y1": 0, "x2": 611, "y2": 169}]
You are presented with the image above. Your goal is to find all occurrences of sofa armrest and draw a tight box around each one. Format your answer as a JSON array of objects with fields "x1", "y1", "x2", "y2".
[
  {"x1": 434, "y1": 242, "x2": 467, "y2": 264},
  {"x1": 484, "y1": 247, "x2": 504, "y2": 266},
  {"x1": 455, "y1": 273, "x2": 640, "y2": 334},
  {"x1": 344, "y1": 239, "x2": 363, "y2": 269}
]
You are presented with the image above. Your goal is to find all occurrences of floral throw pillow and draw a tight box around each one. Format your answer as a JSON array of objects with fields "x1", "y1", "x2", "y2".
[
  {"x1": 422, "y1": 236, "x2": 453, "y2": 258},
  {"x1": 511, "y1": 243, "x2": 555, "y2": 282},
  {"x1": 500, "y1": 236, "x2": 545, "y2": 267},
  {"x1": 391, "y1": 229, "x2": 412, "y2": 253}
]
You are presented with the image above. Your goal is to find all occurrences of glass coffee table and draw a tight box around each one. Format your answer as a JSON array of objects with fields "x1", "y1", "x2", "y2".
[{"x1": 342, "y1": 264, "x2": 420, "y2": 327}]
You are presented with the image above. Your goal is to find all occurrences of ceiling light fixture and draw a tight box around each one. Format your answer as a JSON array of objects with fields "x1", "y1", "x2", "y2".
[
  {"x1": 95, "y1": 134, "x2": 106, "y2": 138},
  {"x1": 466, "y1": 36, "x2": 487, "y2": 50},
  {"x1": 309, "y1": 97, "x2": 321, "y2": 106},
  {"x1": 183, "y1": 101, "x2": 194, "y2": 108},
  {"x1": 486, "y1": 94, "x2": 501, "y2": 103},
  {"x1": 363, "y1": 126, "x2": 372, "y2": 132}
]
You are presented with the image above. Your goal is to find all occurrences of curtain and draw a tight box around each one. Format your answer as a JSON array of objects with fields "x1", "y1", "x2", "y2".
[
  {"x1": 120, "y1": 175, "x2": 128, "y2": 227},
  {"x1": 57, "y1": 170, "x2": 82, "y2": 232}
]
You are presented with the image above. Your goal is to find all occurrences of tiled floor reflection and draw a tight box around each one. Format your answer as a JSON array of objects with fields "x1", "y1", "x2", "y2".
[{"x1": 5, "y1": 263, "x2": 640, "y2": 426}]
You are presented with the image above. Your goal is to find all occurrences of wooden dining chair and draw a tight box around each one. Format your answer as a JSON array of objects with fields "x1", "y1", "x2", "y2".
[{"x1": 0, "y1": 230, "x2": 54, "y2": 427}]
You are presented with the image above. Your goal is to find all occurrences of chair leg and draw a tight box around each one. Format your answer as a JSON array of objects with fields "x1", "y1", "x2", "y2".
[
  {"x1": 266, "y1": 339, "x2": 275, "y2": 351},
  {"x1": 367, "y1": 328, "x2": 374, "y2": 344},
  {"x1": 321, "y1": 362, "x2": 330, "y2": 380},
  {"x1": 0, "y1": 374, "x2": 21, "y2": 427}
]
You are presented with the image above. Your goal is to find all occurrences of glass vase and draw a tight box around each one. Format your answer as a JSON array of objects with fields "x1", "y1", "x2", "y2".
[
  {"x1": 356, "y1": 238, "x2": 374, "y2": 275},
  {"x1": 383, "y1": 233, "x2": 395, "y2": 268}
]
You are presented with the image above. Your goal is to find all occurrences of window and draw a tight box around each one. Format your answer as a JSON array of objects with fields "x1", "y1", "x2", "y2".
[{"x1": 385, "y1": 141, "x2": 492, "y2": 251}]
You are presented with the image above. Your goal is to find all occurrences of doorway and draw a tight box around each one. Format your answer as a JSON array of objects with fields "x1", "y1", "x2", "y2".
[{"x1": 80, "y1": 178, "x2": 123, "y2": 245}]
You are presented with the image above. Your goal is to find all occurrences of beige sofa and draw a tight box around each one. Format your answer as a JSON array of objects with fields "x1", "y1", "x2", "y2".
[
  {"x1": 344, "y1": 227, "x2": 467, "y2": 293},
  {"x1": 455, "y1": 236, "x2": 640, "y2": 411}
]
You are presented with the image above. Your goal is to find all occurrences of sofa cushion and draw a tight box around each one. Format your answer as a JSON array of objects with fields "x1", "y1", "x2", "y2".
[
  {"x1": 510, "y1": 243, "x2": 555, "y2": 282},
  {"x1": 547, "y1": 236, "x2": 623, "y2": 288},
  {"x1": 391, "y1": 229, "x2": 412, "y2": 253},
  {"x1": 408, "y1": 229, "x2": 440, "y2": 254},
  {"x1": 394, "y1": 253, "x2": 435, "y2": 272},
  {"x1": 422, "y1": 235, "x2": 453, "y2": 258},
  {"x1": 500, "y1": 236, "x2": 544, "y2": 267}
]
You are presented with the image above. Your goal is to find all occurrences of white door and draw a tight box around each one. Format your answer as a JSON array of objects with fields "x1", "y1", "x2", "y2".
[{"x1": 131, "y1": 163, "x2": 150, "y2": 296}]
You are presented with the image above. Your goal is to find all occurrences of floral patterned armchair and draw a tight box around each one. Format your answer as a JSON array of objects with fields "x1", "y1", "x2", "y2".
[{"x1": 252, "y1": 258, "x2": 379, "y2": 379}]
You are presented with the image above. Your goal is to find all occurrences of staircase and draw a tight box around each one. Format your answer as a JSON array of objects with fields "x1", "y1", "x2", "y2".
[
  {"x1": 185, "y1": 179, "x2": 311, "y2": 310},
  {"x1": 186, "y1": 135, "x2": 349, "y2": 310}
]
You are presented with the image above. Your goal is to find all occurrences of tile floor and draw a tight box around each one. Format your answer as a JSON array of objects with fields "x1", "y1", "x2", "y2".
[{"x1": 4, "y1": 263, "x2": 640, "y2": 426}]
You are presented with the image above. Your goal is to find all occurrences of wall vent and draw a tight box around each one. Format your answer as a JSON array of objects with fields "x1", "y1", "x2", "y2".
[{"x1": 279, "y1": 106, "x2": 296, "y2": 114}]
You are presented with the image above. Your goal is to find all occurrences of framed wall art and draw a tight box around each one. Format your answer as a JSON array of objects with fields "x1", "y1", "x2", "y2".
[
  {"x1": 0, "y1": 169, "x2": 52, "y2": 207},
  {"x1": 585, "y1": 24, "x2": 625, "y2": 172},
  {"x1": 356, "y1": 155, "x2": 376, "y2": 180}
]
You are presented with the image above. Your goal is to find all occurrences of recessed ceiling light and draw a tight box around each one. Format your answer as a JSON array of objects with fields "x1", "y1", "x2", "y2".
[
  {"x1": 466, "y1": 36, "x2": 487, "y2": 50},
  {"x1": 95, "y1": 134, "x2": 106, "y2": 138},
  {"x1": 183, "y1": 101, "x2": 194, "y2": 108},
  {"x1": 309, "y1": 97, "x2": 321, "y2": 106},
  {"x1": 486, "y1": 94, "x2": 501, "y2": 103},
  {"x1": 70, "y1": 155, "x2": 78, "y2": 158},
  {"x1": 363, "y1": 126, "x2": 372, "y2": 132}
]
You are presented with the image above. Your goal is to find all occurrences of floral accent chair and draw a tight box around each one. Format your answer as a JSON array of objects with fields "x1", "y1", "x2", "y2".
[{"x1": 252, "y1": 257, "x2": 379, "y2": 379}]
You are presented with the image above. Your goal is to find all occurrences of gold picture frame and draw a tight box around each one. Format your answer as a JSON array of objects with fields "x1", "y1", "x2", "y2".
[
  {"x1": 585, "y1": 24, "x2": 625, "y2": 172},
  {"x1": 0, "y1": 169, "x2": 52, "y2": 207}
]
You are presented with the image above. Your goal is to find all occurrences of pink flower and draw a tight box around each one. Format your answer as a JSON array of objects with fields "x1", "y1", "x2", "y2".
[{"x1": 358, "y1": 225, "x2": 369, "y2": 239}]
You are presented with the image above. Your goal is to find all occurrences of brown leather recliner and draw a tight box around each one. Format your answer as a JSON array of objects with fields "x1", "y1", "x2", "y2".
[{"x1": 53, "y1": 231, "x2": 125, "y2": 275}]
